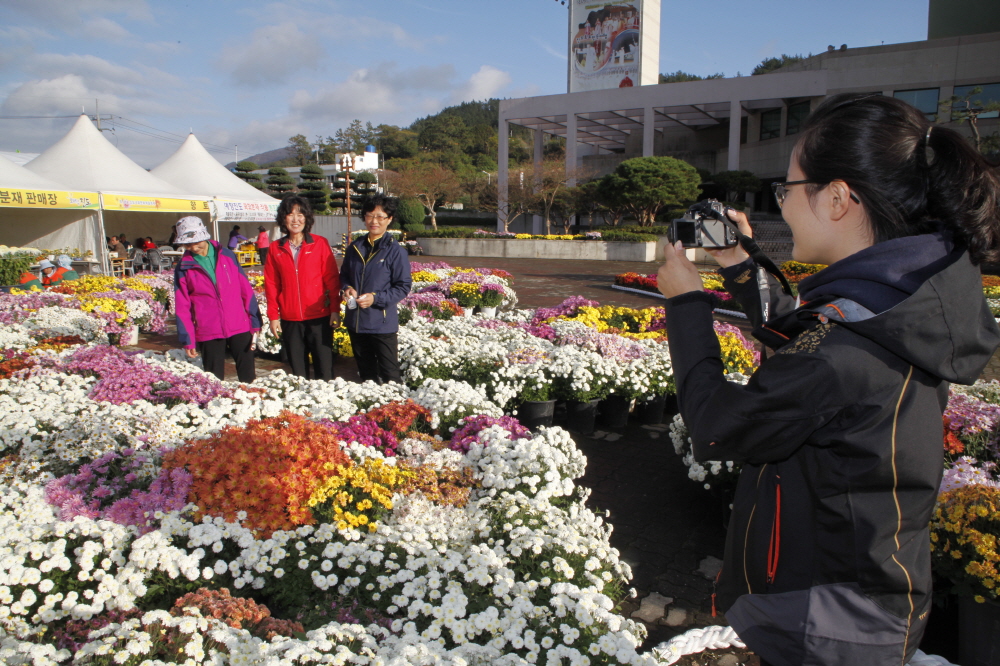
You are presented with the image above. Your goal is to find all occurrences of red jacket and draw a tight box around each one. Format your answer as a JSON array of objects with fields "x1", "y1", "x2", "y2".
[{"x1": 263, "y1": 233, "x2": 340, "y2": 322}]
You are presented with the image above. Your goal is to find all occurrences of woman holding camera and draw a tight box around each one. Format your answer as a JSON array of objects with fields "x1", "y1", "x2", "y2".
[
  {"x1": 657, "y1": 93, "x2": 1000, "y2": 666},
  {"x1": 263, "y1": 195, "x2": 340, "y2": 380}
]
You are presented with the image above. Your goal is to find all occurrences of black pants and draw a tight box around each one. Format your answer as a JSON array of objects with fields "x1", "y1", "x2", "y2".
[
  {"x1": 348, "y1": 331, "x2": 400, "y2": 384},
  {"x1": 257, "y1": 248, "x2": 268, "y2": 265},
  {"x1": 199, "y1": 331, "x2": 255, "y2": 382},
  {"x1": 282, "y1": 316, "x2": 334, "y2": 380}
]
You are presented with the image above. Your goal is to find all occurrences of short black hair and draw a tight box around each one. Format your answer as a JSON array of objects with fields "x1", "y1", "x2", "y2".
[
  {"x1": 359, "y1": 193, "x2": 398, "y2": 222},
  {"x1": 276, "y1": 194, "x2": 315, "y2": 235}
]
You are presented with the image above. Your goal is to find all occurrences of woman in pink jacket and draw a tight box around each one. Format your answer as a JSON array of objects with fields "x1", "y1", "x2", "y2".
[{"x1": 173, "y1": 216, "x2": 262, "y2": 382}]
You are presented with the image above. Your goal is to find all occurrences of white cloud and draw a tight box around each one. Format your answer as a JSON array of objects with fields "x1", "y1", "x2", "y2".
[
  {"x1": 82, "y1": 17, "x2": 133, "y2": 43},
  {"x1": 3, "y1": 0, "x2": 152, "y2": 27},
  {"x1": 449, "y1": 65, "x2": 512, "y2": 104},
  {"x1": 218, "y1": 23, "x2": 324, "y2": 86}
]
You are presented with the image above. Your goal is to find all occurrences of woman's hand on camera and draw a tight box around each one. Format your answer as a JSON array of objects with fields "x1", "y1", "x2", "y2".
[
  {"x1": 356, "y1": 293, "x2": 375, "y2": 309},
  {"x1": 658, "y1": 241, "x2": 705, "y2": 299},
  {"x1": 706, "y1": 208, "x2": 752, "y2": 268},
  {"x1": 342, "y1": 287, "x2": 358, "y2": 299}
]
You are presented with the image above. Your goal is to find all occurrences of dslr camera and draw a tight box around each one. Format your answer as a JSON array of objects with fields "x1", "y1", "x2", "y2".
[{"x1": 671, "y1": 199, "x2": 739, "y2": 249}]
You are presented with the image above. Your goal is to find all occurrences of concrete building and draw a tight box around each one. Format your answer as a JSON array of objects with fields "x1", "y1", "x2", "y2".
[
  {"x1": 250, "y1": 148, "x2": 380, "y2": 187},
  {"x1": 497, "y1": 30, "x2": 1000, "y2": 226}
]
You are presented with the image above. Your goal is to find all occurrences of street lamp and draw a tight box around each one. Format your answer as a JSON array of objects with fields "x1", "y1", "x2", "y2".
[
  {"x1": 340, "y1": 153, "x2": 358, "y2": 237},
  {"x1": 481, "y1": 170, "x2": 492, "y2": 185}
]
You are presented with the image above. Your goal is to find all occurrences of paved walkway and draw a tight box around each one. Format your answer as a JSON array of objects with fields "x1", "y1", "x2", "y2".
[{"x1": 137, "y1": 252, "x2": 989, "y2": 663}]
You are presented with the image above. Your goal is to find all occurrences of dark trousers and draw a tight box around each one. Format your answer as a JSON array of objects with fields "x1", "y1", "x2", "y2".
[
  {"x1": 199, "y1": 331, "x2": 255, "y2": 382},
  {"x1": 348, "y1": 331, "x2": 400, "y2": 384},
  {"x1": 282, "y1": 316, "x2": 334, "y2": 380},
  {"x1": 257, "y1": 248, "x2": 268, "y2": 265}
]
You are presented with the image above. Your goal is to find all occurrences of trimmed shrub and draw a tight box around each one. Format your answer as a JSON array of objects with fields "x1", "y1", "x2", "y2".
[{"x1": 397, "y1": 198, "x2": 427, "y2": 227}]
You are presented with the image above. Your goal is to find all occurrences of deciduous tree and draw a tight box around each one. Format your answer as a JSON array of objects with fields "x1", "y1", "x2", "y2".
[
  {"x1": 602, "y1": 156, "x2": 701, "y2": 226},
  {"x1": 381, "y1": 160, "x2": 461, "y2": 230}
]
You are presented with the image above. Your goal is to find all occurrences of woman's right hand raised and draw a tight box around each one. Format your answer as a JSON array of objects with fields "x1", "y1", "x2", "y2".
[{"x1": 706, "y1": 208, "x2": 752, "y2": 268}]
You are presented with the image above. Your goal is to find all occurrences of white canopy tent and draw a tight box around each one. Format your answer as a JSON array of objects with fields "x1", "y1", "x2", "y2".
[
  {"x1": 151, "y1": 134, "x2": 279, "y2": 242},
  {"x1": 25, "y1": 115, "x2": 211, "y2": 267},
  {"x1": 0, "y1": 154, "x2": 102, "y2": 267}
]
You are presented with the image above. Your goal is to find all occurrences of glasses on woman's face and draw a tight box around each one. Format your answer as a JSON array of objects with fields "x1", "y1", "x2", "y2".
[
  {"x1": 771, "y1": 180, "x2": 818, "y2": 208},
  {"x1": 364, "y1": 214, "x2": 390, "y2": 222},
  {"x1": 771, "y1": 180, "x2": 861, "y2": 208}
]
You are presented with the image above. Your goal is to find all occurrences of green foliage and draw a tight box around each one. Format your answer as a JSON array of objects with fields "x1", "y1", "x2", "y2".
[
  {"x1": 0, "y1": 248, "x2": 41, "y2": 286},
  {"x1": 266, "y1": 167, "x2": 296, "y2": 195},
  {"x1": 659, "y1": 71, "x2": 724, "y2": 83},
  {"x1": 602, "y1": 156, "x2": 701, "y2": 226},
  {"x1": 402, "y1": 223, "x2": 426, "y2": 234},
  {"x1": 234, "y1": 161, "x2": 264, "y2": 190},
  {"x1": 298, "y1": 165, "x2": 328, "y2": 213},
  {"x1": 752, "y1": 54, "x2": 804, "y2": 75},
  {"x1": 710, "y1": 170, "x2": 761, "y2": 198},
  {"x1": 599, "y1": 230, "x2": 657, "y2": 242},
  {"x1": 287, "y1": 134, "x2": 313, "y2": 166},
  {"x1": 397, "y1": 197, "x2": 427, "y2": 227},
  {"x1": 409, "y1": 227, "x2": 479, "y2": 238}
]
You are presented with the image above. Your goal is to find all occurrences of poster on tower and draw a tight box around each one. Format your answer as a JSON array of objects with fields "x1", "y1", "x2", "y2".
[{"x1": 568, "y1": 0, "x2": 659, "y2": 92}]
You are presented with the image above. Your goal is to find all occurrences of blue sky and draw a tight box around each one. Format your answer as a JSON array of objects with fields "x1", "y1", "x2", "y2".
[{"x1": 0, "y1": 0, "x2": 929, "y2": 167}]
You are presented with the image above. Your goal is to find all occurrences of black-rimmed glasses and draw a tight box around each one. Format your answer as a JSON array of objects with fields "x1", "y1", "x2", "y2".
[{"x1": 771, "y1": 180, "x2": 860, "y2": 208}]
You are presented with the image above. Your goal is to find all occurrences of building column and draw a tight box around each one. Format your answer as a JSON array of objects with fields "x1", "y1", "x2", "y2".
[
  {"x1": 643, "y1": 106, "x2": 655, "y2": 156},
  {"x1": 566, "y1": 113, "x2": 578, "y2": 185},
  {"x1": 727, "y1": 99, "x2": 742, "y2": 171},
  {"x1": 532, "y1": 129, "x2": 544, "y2": 234},
  {"x1": 497, "y1": 119, "x2": 509, "y2": 233}
]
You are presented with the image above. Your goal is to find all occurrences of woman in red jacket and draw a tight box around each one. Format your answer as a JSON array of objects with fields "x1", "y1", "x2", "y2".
[{"x1": 263, "y1": 195, "x2": 340, "y2": 379}]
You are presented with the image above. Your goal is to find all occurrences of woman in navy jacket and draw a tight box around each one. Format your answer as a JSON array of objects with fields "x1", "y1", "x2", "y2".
[{"x1": 339, "y1": 193, "x2": 412, "y2": 383}]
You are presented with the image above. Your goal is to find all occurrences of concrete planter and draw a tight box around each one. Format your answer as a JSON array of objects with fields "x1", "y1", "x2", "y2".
[{"x1": 418, "y1": 238, "x2": 656, "y2": 262}]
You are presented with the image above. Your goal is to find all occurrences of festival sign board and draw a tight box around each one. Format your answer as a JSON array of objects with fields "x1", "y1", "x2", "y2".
[
  {"x1": 102, "y1": 195, "x2": 211, "y2": 214},
  {"x1": 568, "y1": 0, "x2": 659, "y2": 93},
  {"x1": 213, "y1": 199, "x2": 279, "y2": 223},
  {"x1": 0, "y1": 189, "x2": 99, "y2": 210}
]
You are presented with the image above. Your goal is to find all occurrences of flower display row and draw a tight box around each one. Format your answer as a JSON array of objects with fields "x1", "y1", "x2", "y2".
[
  {"x1": 0, "y1": 274, "x2": 173, "y2": 346},
  {"x1": 0, "y1": 325, "x2": 671, "y2": 664},
  {"x1": 613, "y1": 272, "x2": 745, "y2": 314}
]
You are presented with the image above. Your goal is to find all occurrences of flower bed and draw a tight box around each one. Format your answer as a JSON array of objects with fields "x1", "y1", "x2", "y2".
[
  {"x1": 0, "y1": 318, "x2": 672, "y2": 664},
  {"x1": 613, "y1": 271, "x2": 746, "y2": 314}
]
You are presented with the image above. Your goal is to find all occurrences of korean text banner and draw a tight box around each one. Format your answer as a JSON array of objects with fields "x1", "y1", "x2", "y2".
[
  {"x1": 102, "y1": 195, "x2": 211, "y2": 213},
  {"x1": 569, "y1": 0, "x2": 643, "y2": 93},
  {"x1": 214, "y1": 200, "x2": 279, "y2": 222},
  {"x1": 0, "y1": 188, "x2": 99, "y2": 210}
]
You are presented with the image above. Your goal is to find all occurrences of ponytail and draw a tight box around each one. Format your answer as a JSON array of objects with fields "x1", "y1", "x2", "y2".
[
  {"x1": 925, "y1": 126, "x2": 1000, "y2": 264},
  {"x1": 797, "y1": 93, "x2": 1000, "y2": 264}
]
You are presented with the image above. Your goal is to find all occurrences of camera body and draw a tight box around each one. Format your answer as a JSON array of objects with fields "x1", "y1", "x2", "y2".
[{"x1": 671, "y1": 199, "x2": 739, "y2": 249}]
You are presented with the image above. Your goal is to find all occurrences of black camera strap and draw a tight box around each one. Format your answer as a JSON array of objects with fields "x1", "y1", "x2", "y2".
[{"x1": 711, "y1": 213, "x2": 794, "y2": 297}]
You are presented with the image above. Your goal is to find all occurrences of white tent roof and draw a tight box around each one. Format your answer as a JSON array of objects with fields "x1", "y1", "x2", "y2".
[
  {"x1": 24, "y1": 115, "x2": 188, "y2": 197},
  {"x1": 151, "y1": 134, "x2": 275, "y2": 202},
  {"x1": 0, "y1": 151, "x2": 39, "y2": 167},
  {"x1": 0, "y1": 153, "x2": 75, "y2": 191}
]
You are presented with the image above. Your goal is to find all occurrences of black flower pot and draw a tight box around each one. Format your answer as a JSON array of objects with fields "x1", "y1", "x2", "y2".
[
  {"x1": 565, "y1": 399, "x2": 600, "y2": 435},
  {"x1": 960, "y1": 595, "x2": 1000, "y2": 666},
  {"x1": 517, "y1": 399, "x2": 556, "y2": 431},
  {"x1": 636, "y1": 394, "x2": 668, "y2": 425},
  {"x1": 599, "y1": 394, "x2": 631, "y2": 429}
]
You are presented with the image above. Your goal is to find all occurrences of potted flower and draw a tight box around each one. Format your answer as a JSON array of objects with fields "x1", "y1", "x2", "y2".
[
  {"x1": 448, "y1": 282, "x2": 480, "y2": 317},
  {"x1": 930, "y1": 482, "x2": 1000, "y2": 666},
  {"x1": 477, "y1": 283, "x2": 504, "y2": 318}
]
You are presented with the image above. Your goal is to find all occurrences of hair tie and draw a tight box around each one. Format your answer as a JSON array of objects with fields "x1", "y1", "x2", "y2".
[{"x1": 921, "y1": 125, "x2": 935, "y2": 168}]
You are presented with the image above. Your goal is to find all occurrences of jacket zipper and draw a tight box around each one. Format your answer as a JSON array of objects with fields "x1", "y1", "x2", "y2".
[
  {"x1": 742, "y1": 464, "x2": 768, "y2": 594},
  {"x1": 766, "y1": 474, "x2": 782, "y2": 585}
]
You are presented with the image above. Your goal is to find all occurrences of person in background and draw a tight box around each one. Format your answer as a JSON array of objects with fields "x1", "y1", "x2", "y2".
[
  {"x1": 228, "y1": 224, "x2": 248, "y2": 250},
  {"x1": 42, "y1": 255, "x2": 79, "y2": 287},
  {"x1": 264, "y1": 195, "x2": 340, "y2": 380},
  {"x1": 339, "y1": 193, "x2": 412, "y2": 384},
  {"x1": 119, "y1": 235, "x2": 132, "y2": 250},
  {"x1": 255, "y1": 225, "x2": 270, "y2": 265},
  {"x1": 173, "y1": 216, "x2": 261, "y2": 383},
  {"x1": 141, "y1": 237, "x2": 157, "y2": 250},
  {"x1": 168, "y1": 225, "x2": 178, "y2": 248},
  {"x1": 109, "y1": 236, "x2": 127, "y2": 258},
  {"x1": 18, "y1": 269, "x2": 41, "y2": 289},
  {"x1": 656, "y1": 93, "x2": 1000, "y2": 666}
]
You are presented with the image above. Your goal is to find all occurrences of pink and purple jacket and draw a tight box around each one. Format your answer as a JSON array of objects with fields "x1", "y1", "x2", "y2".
[{"x1": 173, "y1": 240, "x2": 262, "y2": 349}]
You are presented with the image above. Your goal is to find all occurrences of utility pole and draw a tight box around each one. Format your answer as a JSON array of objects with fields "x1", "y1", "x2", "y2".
[{"x1": 340, "y1": 153, "x2": 358, "y2": 237}]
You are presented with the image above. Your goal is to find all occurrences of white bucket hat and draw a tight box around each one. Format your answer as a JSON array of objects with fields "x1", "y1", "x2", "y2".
[
  {"x1": 38, "y1": 259, "x2": 55, "y2": 270},
  {"x1": 175, "y1": 216, "x2": 211, "y2": 244}
]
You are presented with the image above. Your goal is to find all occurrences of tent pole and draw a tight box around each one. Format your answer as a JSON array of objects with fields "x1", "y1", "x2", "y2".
[
  {"x1": 97, "y1": 193, "x2": 109, "y2": 275},
  {"x1": 212, "y1": 199, "x2": 220, "y2": 242}
]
